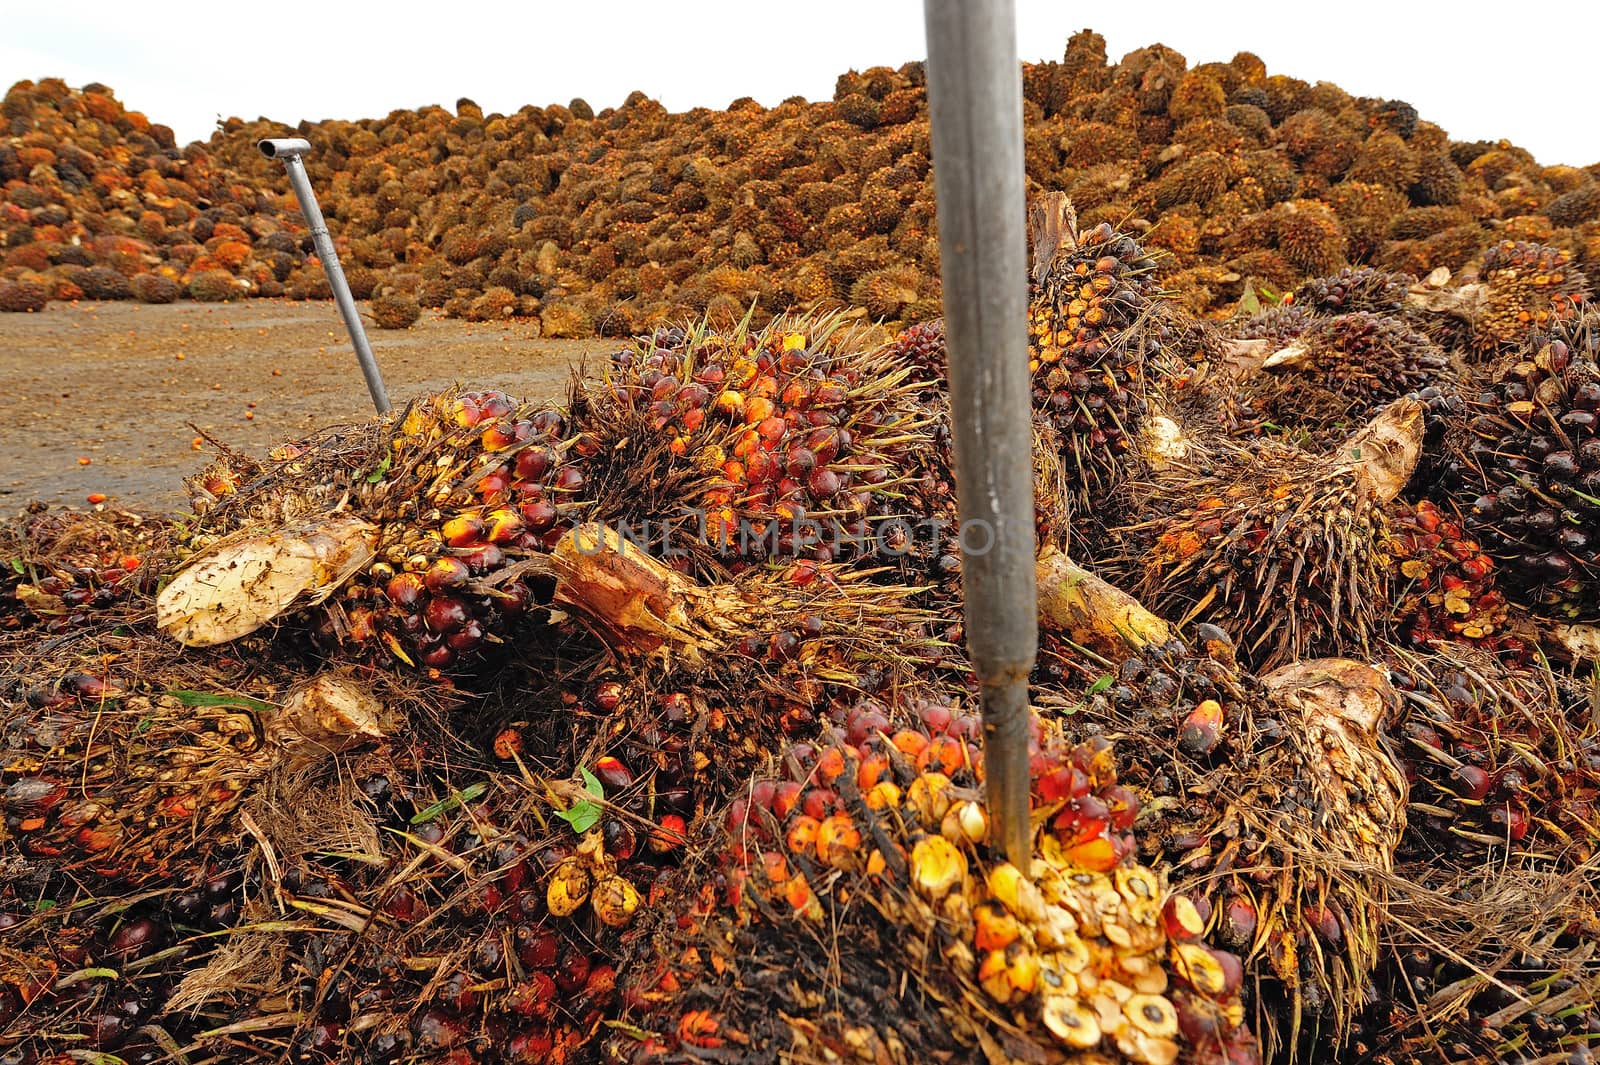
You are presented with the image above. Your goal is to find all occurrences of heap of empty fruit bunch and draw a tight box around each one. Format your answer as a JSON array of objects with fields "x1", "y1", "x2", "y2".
[
  {"x1": 12, "y1": 203, "x2": 1600, "y2": 1065},
  {"x1": 11, "y1": 25, "x2": 1600, "y2": 331}
]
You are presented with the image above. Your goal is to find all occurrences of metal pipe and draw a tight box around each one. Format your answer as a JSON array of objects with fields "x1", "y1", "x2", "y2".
[
  {"x1": 922, "y1": 0, "x2": 1037, "y2": 872},
  {"x1": 258, "y1": 138, "x2": 392, "y2": 414}
]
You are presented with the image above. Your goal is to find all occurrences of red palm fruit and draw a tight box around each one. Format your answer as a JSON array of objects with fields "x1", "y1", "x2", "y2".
[
  {"x1": 514, "y1": 447, "x2": 554, "y2": 481},
  {"x1": 478, "y1": 392, "x2": 515, "y2": 419},
  {"x1": 484, "y1": 507, "x2": 525, "y2": 543},
  {"x1": 457, "y1": 542, "x2": 503, "y2": 572},
  {"x1": 424, "y1": 596, "x2": 471, "y2": 632},
  {"x1": 385, "y1": 571, "x2": 427, "y2": 608},
  {"x1": 781, "y1": 380, "x2": 810, "y2": 408},
  {"x1": 1303, "y1": 905, "x2": 1344, "y2": 949},
  {"x1": 801, "y1": 788, "x2": 837, "y2": 820},
  {"x1": 481, "y1": 423, "x2": 519, "y2": 451},
  {"x1": 919, "y1": 703, "x2": 954, "y2": 733},
  {"x1": 918, "y1": 735, "x2": 967, "y2": 775},
  {"x1": 682, "y1": 407, "x2": 706, "y2": 432},
  {"x1": 807, "y1": 467, "x2": 842, "y2": 498},
  {"x1": 1221, "y1": 896, "x2": 1258, "y2": 949},
  {"x1": 1036, "y1": 766, "x2": 1089, "y2": 803},
  {"x1": 786, "y1": 815, "x2": 822, "y2": 855},
  {"x1": 846, "y1": 709, "x2": 891, "y2": 746},
  {"x1": 1162, "y1": 895, "x2": 1206, "y2": 941},
  {"x1": 757, "y1": 415, "x2": 787, "y2": 443},
  {"x1": 555, "y1": 954, "x2": 592, "y2": 995},
  {"x1": 520, "y1": 498, "x2": 558, "y2": 532},
  {"x1": 445, "y1": 619, "x2": 485, "y2": 651},
  {"x1": 425, "y1": 556, "x2": 471, "y2": 593},
  {"x1": 1101, "y1": 784, "x2": 1141, "y2": 830},
  {"x1": 857, "y1": 753, "x2": 891, "y2": 790},
  {"x1": 422, "y1": 643, "x2": 456, "y2": 670},
  {"x1": 750, "y1": 779, "x2": 778, "y2": 810},
  {"x1": 452, "y1": 395, "x2": 485, "y2": 427},
  {"x1": 786, "y1": 447, "x2": 818, "y2": 478},
  {"x1": 594, "y1": 681, "x2": 624, "y2": 710},
  {"x1": 772, "y1": 780, "x2": 803, "y2": 818},
  {"x1": 815, "y1": 746, "x2": 849, "y2": 785},
  {"x1": 553, "y1": 466, "x2": 585, "y2": 492},
  {"x1": 650, "y1": 814, "x2": 688, "y2": 854},
  {"x1": 813, "y1": 381, "x2": 847, "y2": 406},
  {"x1": 892, "y1": 729, "x2": 930, "y2": 761},
  {"x1": 651, "y1": 377, "x2": 680, "y2": 402},
  {"x1": 1491, "y1": 802, "x2": 1530, "y2": 840},
  {"x1": 696, "y1": 364, "x2": 726, "y2": 387},
  {"x1": 594, "y1": 756, "x2": 634, "y2": 791},
  {"x1": 477, "y1": 469, "x2": 511, "y2": 498},
  {"x1": 109, "y1": 916, "x2": 163, "y2": 958},
  {"x1": 442, "y1": 515, "x2": 484, "y2": 547},
  {"x1": 1178, "y1": 699, "x2": 1225, "y2": 755},
  {"x1": 807, "y1": 426, "x2": 841, "y2": 463},
  {"x1": 816, "y1": 813, "x2": 862, "y2": 866},
  {"x1": 744, "y1": 396, "x2": 776, "y2": 425},
  {"x1": 516, "y1": 926, "x2": 559, "y2": 969},
  {"x1": 531, "y1": 408, "x2": 564, "y2": 436},
  {"x1": 679, "y1": 382, "x2": 709, "y2": 409},
  {"x1": 1450, "y1": 764, "x2": 1492, "y2": 800}
]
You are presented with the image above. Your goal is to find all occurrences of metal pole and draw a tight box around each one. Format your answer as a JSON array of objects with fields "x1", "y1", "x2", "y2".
[
  {"x1": 259, "y1": 138, "x2": 391, "y2": 414},
  {"x1": 923, "y1": 0, "x2": 1037, "y2": 872}
]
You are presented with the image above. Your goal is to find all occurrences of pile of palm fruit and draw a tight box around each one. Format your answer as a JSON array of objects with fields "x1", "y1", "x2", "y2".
[
  {"x1": 8, "y1": 28, "x2": 1600, "y2": 335},
  {"x1": 11, "y1": 187, "x2": 1600, "y2": 1065}
]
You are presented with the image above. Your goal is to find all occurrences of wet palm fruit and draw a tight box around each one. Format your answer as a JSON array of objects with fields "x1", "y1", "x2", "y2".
[{"x1": 1292, "y1": 266, "x2": 1415, "y2": 316}]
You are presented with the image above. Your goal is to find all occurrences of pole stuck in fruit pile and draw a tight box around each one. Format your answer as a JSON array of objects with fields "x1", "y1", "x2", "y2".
[{"x1": 923, "y1": 0, "x2": 1038, "y2": 869}]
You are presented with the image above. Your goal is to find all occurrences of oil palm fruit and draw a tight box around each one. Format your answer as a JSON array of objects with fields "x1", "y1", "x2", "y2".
[
  {"x1": 0, "y1": 507, "x2": 161, "y2": 636},
  {"x1": 1027, "y1": 194, "x2": 1194, "y2": 508},
  {"x1": 569, "y1": 313, "x2": 943, "y2": 575},
  {"x1": 1450, "y1": 317, "x2": 1600, "y2": 620},
  {"x1": 1384, "y1": 499, "x2": 1512, "y2": 652},
  {"x1": 1472, "y1": 240, "x2": 1590, "y2": 355},
  {"x1": 163, "y1": 386, "x2": 582, "y2": 673},
  {"x1": 1033, "y1": 575, "x2": 1406, "y2": 1058},
  {"x1": 1118, "y1": 400, "x2": 1423, "y2": 669},
  {"x1": 617, "y1": 705, "x2": 1255, "y2": 1065},
  {"x1": 1245, "y1": 312, "x2": 1453, "y2": 442},
  {"x1": 1386, "y1": 645, "x2": 1600, "y2": 867},
  {"x1": 2, "y1": 668, "x2": 385, "y2": 886},
  {"x1": 1292, "y1": 266, "x2": 1414, "y2": 316}
]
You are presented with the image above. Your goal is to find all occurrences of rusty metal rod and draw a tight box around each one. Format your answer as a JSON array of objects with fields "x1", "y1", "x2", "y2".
[
  {"x1": 259, "y1": 137, "x2": 391, "y2": 414},
  {"x1": 922, "y1": 0, "x2": 1037, "y2": 871}
]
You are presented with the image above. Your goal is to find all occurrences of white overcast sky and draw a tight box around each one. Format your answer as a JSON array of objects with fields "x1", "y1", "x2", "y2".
[{"x1": 4, "y1": 1, "x2": 1597, "y2": 167}]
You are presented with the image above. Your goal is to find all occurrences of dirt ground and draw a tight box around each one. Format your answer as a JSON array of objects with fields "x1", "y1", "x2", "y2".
[{"x1": 0, "y1": 300, "x2": 613, "y2": 511}]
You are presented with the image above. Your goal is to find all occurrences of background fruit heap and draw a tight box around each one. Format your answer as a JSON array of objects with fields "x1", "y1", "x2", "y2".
[{"x1": 8, "y1": 29, "x2": 1600, "y2": 332}]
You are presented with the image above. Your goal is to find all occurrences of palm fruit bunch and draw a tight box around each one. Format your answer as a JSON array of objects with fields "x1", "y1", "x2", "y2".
[
  {"x1": 1115, "y1": 402, "x2": 1422, "y2": 669},
  {"x1": 1026, "y1": 194, "x2": 1191, "y2": 507},
  {"x1": 615, "y1": 703, "x2": 1257, "y2": 1065},
  {"x1": 1470, "y1": 240, "x2": 1590, "y2": 355},
  {"x1": 1242, "y1": 312, "x2": 1453, "y2": 442},
  {"x1": 0, "y1": 506, "x2": 163, "y2": 635},
  {"x1": 0, "y1": 854, "x2": 256, "y2": 1064},
  {"x1": 1384, "y1": 499, "x2": 1514, "y2": 652},
  {"x1": 1361, "y1": 863, "x2": 1600, "y2": 1065},
  {"x1": 1, "y1": 654, "x2": 385, "y2": 888},
  {"x1": 166, "y1": 385, "x2": 585, "y2": 674},
  {"x1": 1386, "y1": 646, "x2": 1600, "y2": 867},
  {"x1": 1448, "y1": 319, "x2": 1600, "y2": 620},
  {"x1": 1041, "y1": 612, "x2": 1405, "y2": 1058},
  {"x1": 569, "y1": 314, "x2": 944, "y2": 575},
  {"x1": 884, "y1": 316, "x2": 947, "y2": 389},
  {"x1": 1291, "y1": 266, "x2": 1414, "y2": 316}
]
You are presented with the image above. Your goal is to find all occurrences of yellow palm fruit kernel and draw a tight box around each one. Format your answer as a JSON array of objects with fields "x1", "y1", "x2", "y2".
[
  {"x1": 1041, "y1": 995, "x2": 1102, "y2": 1049},
  {"x1": 988, "y1": 861, "x2": 1048, "y2": 922},
  {"x1": 940, "y1": 798, "x2": 989, "y2": 844},
  {"x1": 592, "y1": 874, "x2": 641, "y2": 928},
  {"x1": 1123, "y1": 993, "x2": 1179, "y2": 1039},
  {"x1": 910, "y1": 835, "x2": 967, "y2": 899},
  {"x1": 546, "y1": 857, "x2": 593, "y2": 917},
  {"x1": 978, "y1": 941, "x2": 1041, "y2": 1005},
  {"x1": 1161, "y1": 893, "x2": 1206, "y2": 941},
  {"x1": 973, "y1": 900, "x2": 1022, "y2": 952},
  {"x1": 904, "y1": 772, "x2": 953, "y2": 828},
  {"x1": 1170, "y1": 942, "x2": 1228, "y2": 997}
]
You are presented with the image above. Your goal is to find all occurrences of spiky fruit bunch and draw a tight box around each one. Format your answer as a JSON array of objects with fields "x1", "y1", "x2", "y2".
[
  {"x1": 619, "y1": 708, "x2": 1256, "y2": 1065},
  {"x1": 1385, "y1": 499, "x2": 1512, "y2": 651},
  {"x1": 1, "y1": 667, "x2": 383, "y2": 887},
  {"x1": 1246, "y1": 312, "x2": 1453, "y2": 439},
  {"x1": 314, "y1": 387, "x2": 581, "y2": 671},
  {"x1": 1473, "y1": 240, "x2": 1590, "y2": 353},
  {"x1": 1365, "y1": 864, "x2": 1600, "y2": 1065},
  {"x1": 0, "y1": 277, "x2": 49, "y2": 312},
  {"x1": 370, "y1": 291, "x2": 421, "y2": 329},
  {"x1": 1123, "y1": 438, "x2": 1401, "y2": 669},
  {"x1": 1226, "y1": 302, "x2": 1311, "y2": 346},
  {"x1": 1454, "y1": 332, "x2": 1600, "y2": 619},
  {"x1": 1028, "y1": 196, "x2": 1183, "y2": 503},
  {"x1": 0, "y1": 508, "x2": 161, "y2": 635},
  {"x1": 1292, "y1": 266, "x2": 1413, "y2": 316},
  {"x1": 573, "y1": 315, "x2": 943, "y2": 573},
  {"x1": 1048, "y1": 632, "x2": 1406, "y2": 1056},
  {"x1": 1387, "y1": 648, "x2": 1600, "y2": 867},
  {"x1": 886, "y1": 316, "x2": 947, "y2": 388}
]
